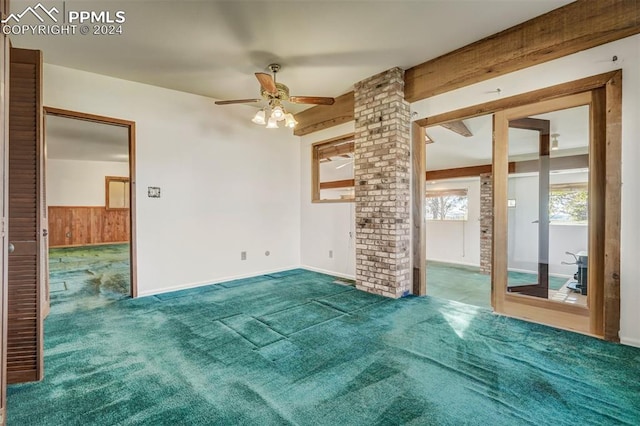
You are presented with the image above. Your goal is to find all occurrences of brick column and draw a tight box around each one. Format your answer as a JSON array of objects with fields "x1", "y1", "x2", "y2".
[
  {"x1": 353, "y1": 67, "x2": 411, "y2": 298},
  {"x1": 479, "y1": 173, "x2": 492, "y2": 274}
]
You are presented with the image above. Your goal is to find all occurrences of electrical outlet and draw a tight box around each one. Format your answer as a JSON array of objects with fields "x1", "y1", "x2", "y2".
[
  {"x1": 241, "y1": 251, "x2": 247, "y2": 260},
  {"x1": 329, "y1": 250, "x2": 333, "y2": 258}
]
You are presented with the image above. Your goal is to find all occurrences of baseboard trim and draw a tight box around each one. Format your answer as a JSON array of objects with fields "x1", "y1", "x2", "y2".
[
  {"x1": 137, "y1": 265, "x2": 301, "y2": 297},
  {"x1": 300, "y1": 265, "x2": 355, "y2": 280},
  {"x1": 620, "y1": 335, "x2": 640, "y2": 348}
]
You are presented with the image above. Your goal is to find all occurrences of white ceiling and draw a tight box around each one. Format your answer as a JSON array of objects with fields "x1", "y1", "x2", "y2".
[
  {"x1": 9, "y1": 0, "x2": 571, "y2": 112},
  {"x1": 46, "y1": 115, "x2": 129, "y2": 162}
]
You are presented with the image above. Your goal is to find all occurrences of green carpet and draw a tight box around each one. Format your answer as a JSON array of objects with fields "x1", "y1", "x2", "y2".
[
  {"x1": 427, "y1": 261, "x2": 569, "y2": 309},
  {"x1": 7, "y1": 254, "x2": 640, "y2": 425}
]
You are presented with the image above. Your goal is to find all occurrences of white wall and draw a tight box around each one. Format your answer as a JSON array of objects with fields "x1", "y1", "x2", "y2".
[
  {"x1": 507, "y1": 172, "x2": 588, "y2": 277},
  {"x1": 44, "y1": 64, "x2": 301, "y2": 296},
  {"x1": 425, "y1": 178, "x2": 480, "y2": 266},
  {"x1": 411, "y1": 34, "x2": 640, "y2": 347},
  {"x1": 300, "y1": 122, "x2": 356, "y2": 278},
  {"x1": 47, "y1": 159, "x2": 129, "y2": 206}
]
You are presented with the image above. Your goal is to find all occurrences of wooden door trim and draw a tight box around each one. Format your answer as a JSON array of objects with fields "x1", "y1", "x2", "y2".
[
  {"x1": 414, "y1": 72, "x2": 622, "y2": 340},
  {"x1": 411, "y1": 122, "x2": 426, "y2": 296},
  {"x1": 43, "y1": 107, "x2": 138, "y2": 298},
  {"x1": 1, "y1": 0, "x2": 9, "y2": 418},
  {"x1": 416, "y1": 71, "x2": 619, "y2": 128}
]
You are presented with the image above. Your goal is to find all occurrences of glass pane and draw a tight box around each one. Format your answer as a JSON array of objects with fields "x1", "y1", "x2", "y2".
[
  {"x1": 506, "y1": 105, "x2": 589, "y2": 306},
  {"x1": 108, "y1": 181, "x2": 127, "y2": 208}
]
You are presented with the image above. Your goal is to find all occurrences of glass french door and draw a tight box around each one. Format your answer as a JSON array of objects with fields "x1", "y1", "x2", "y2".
[{"x1": 492, "y1": 91, "x2": 601, "y2": 336}]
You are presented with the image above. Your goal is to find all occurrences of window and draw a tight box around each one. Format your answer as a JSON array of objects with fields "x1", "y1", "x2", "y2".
[
  {"x1": 106, "y1": 176, "x2": 130, "y2": 210},
  {"x1": 312, "y1": 134, "x2": 355, "y2": 202},
  {"x1": 426, "y1": 189, "x2": 468, "y2": 220},
  {"x1": 549, "y1": 182, "x2": 587, "y2": 224}
]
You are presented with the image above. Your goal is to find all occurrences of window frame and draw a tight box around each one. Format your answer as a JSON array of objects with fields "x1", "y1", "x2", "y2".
[
  {"x1": 105, "y1": 176, "x2": 130, "y2": 210},
  {"x1": 311, "y1": 134, "x2": 355, "y2": 203}
]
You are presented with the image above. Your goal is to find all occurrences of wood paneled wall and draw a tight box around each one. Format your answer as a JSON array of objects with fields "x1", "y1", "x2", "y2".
[{"x1": 48, "y1": 206, "x2": 129, "y2": 247}]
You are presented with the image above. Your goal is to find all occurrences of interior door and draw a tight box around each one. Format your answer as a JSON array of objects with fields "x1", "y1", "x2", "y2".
[
  {"x1": 0, "y1": 0, "x2": 10, "y2": 419},
  {"x1": 7, "y1": 47, "x2": 44, "y2": 384},
  {"x1": 492, "y1": 91, "x2": 601, "y2": 336}
]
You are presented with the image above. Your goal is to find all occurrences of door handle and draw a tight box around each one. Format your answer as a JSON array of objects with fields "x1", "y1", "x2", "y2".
[
  {"x1": 8, "y1": 243, "x2": 14, "y2": 253},
  {"x1": 43, "y1": 229, "x2": 48, "y2": 237}
]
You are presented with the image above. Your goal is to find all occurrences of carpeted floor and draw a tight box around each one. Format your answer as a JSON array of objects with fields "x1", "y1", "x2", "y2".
[
  {"x1": 7, "y1": 253, "x2": 640, "y2": 425},
  {"x1": 427, "y1": 261, "x2": 569, "y2": 309}
]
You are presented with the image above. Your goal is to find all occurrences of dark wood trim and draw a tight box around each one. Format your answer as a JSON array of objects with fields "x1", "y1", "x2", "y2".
[
  {"x1": 426, "y1": 163, "x2": 518, "y2": 181},
  {"x1": 44, "y1": 107, "x2": 134, "y2": 127},
  {"x1": 603, "y1": 70, "x2": 622, "y2": 341},
  {"x1": 416, "y1": 71, "x2": 620, "y2": 127},
  {"x1": 590, "y1": 87, "x2": 606, "y2": 339},
  {"x1": 319, "y1": 179, "x2": 354, "y2": 190},
  {"x1": 0, "y1": 0, "x2": 9, "y2": 417},
  {"x1": 128, "y1": 122, "x2": 137, "y2": 298},
  {"x1": 43, "y1": 107, "x2": 138, "y2": 298},
  {"x1": 294, "y1": 92, "x2": 354, "y2": 136},
  {"x1": 405, "y1": 0, "x2": 640, "y2": 103},
  {"x1": 411, "y1": 123, "x2": 426, "y2": 296}
]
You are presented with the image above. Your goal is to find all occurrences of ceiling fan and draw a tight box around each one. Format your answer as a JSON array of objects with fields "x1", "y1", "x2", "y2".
[{"x1": 215, "y1": 64, "x2": 335, "y2": 129}]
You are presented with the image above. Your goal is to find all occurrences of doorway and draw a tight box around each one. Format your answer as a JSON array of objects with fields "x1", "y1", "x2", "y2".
[
  {"x1": 414, "y1": 71, "x2": 622, "y2": 340},
  {"x1": 422, "y1": 114, "x2": 493, "y2": 309},
  {"x1": 44, "y1": 108, "x2": 137, "y2": 303}
]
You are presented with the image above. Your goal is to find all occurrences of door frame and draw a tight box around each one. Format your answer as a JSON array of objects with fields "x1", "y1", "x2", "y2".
[
  {"x1": 43, "y1": 107, "x2": 138, "y2": 298},
  {"x1": 412, "y1": 70, "x2": 622, "y2": 341},
  {"x1": 493, "y1": 91, "x2": 596, "y2": 335}
]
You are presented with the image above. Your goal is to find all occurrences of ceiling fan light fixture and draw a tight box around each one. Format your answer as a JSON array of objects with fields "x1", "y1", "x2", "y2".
[
  {"x1": 251, "y1": 109, "x2": 266, "y2": 125},
  {"x1": 271, "y1": 105, "x2": 285, "y2": 121},
  {"x1": 284, "y1": 113, "x2": 297, "y2": 128},
  {"x1": 266, "y1": 116, "x2": 279, "y2": 129}
]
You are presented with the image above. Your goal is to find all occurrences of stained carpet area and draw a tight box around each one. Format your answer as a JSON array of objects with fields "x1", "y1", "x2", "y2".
[
  {"x1": 7, "y1": 265, "x2": 640, "y2": 425},
  {"x1": 48, "y1": 244, "x2": 131, "y2": 313},
  {"x1": 427, "y1": 261, "x2": 569, "y2": 309}
]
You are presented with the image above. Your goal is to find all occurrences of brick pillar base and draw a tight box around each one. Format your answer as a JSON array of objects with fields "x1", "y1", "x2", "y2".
[
  {"x1": 480, "y1": 173, "x2": 492, "y2": 274},
  {"x1": 353, "y1": 67, "x2": 411, "y2": 298}
]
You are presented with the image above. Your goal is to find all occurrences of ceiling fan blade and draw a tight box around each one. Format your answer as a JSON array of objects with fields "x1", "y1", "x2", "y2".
[
  {"x1": 289, "y1": 96, "x2": 335, "y2": 105},
  {"x1": 255, "y1": 73, "x2": 277, "y2": 94},
  {"x1": 215, "y1": 99, "x2": 262, "y2": 105}
]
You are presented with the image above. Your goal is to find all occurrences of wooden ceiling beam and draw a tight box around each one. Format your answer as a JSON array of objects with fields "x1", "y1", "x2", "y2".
[
  {"x1": 440, "y1": 120, "x2": 472, "y2": 137},
  {"x1": 426, "y1": 154, "x2": 589, "y2": 181},
  {"x1": 293, "y1": 1, "x2": 638, "y2": 137},
  {"x1": 405, "y1": 0, "x2": 640, "y2": 103},
  {"x1": 293, "y1": 92, "x2": 354, "y2": 137},
  {"x1": 317, "y1": 141, "x2": 354, "y2": 160}
]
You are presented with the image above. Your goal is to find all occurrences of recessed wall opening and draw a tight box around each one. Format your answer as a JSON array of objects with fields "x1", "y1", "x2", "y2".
[
  {"x1": 44, "y1": 108, "x2": 137, "y2": 305},
  {"x1": 424, "y1": 114, "x2": 493, "y2": 309}
]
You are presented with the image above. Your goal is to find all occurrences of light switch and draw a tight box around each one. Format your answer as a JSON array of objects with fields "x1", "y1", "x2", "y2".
[{"x1": 148, "y1": 187, "x2": 161, "y2": 198}]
